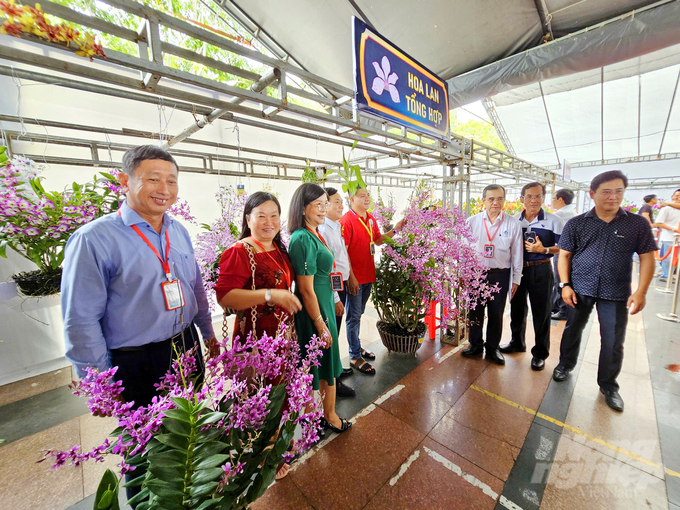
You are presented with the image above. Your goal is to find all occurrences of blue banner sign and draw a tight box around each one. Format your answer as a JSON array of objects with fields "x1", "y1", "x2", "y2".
[{"x1": 352, "y1": 17, "x2": 449, "y2": 139}]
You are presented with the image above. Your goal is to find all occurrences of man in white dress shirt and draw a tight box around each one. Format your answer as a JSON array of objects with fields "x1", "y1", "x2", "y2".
[
  {"x1": 318, "y1": 187, "x2": 355, "y2": 397},
  {"x1": 463, "y1": 184, "x2": 524, "y2": 365},
  {"x1": 551, "y1": 189, "x2": 577, "y2": 320},
  {"x1": 654, "y1": 188, "x2": 680, "y2": 282}
]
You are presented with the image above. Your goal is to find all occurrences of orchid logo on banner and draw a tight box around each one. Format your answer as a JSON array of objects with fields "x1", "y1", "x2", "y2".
[{"x1": 372, "y1": 56, "x2": 400, "y2": 103}]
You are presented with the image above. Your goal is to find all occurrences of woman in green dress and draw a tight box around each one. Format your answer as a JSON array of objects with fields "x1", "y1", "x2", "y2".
[{"x1": 288, "y1": 183, "x2": 352, "y2": 434}]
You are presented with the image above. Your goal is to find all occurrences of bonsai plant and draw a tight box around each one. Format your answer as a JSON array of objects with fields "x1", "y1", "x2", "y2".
[
  {"x1": 372, "y1": 191, "x2": 495, "y2": 353},
  {"x1": 42, "y1": 324, "x2": 324, "y2": 510},
  {"x1": 0, "y1": 152, "x2": 122, "y2": 296}
]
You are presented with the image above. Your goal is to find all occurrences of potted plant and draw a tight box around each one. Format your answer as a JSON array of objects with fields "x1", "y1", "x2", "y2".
[
  {"x1": 372, "y1": 189, "x2": 396, "y2": 233},
  {"x1": 372, "y1": 191, "x2": 494, "y2": 354},
  {"x1": 0, "y1": 151, "x2": 122, "y2": 296},
  {"x1": 42, "y1": 325, "x2": 325, "y2": 510}
]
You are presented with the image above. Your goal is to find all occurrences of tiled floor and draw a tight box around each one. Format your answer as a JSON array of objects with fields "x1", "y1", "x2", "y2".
[{"x1": 1, "y1": 287, "x2": 677, "y2": 509}]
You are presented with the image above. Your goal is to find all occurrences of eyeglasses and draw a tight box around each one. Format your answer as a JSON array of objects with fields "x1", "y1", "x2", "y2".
[
  {"x1": 598, "y1": 189, "x2": 625, "y2": 196},
  {"x1": 485, "y1": 197, "x2": 505, "y2": 203},
  {"x1": 310, "y1": 202, "x2": 330, "y2": 211},
  {"x1": 523, "y1": 194, "x2": 544, "y2": 201}
]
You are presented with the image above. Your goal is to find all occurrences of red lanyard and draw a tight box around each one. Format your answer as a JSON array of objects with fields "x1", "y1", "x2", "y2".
[
  {"x1": 483, "y1": 213, "x2": 504, "y2": 243},
  {"x1": 249, "y1": 237, "x2": 292, "y2": 289},
  {"x1": 118, "y1": 210, "x2": 172, "y2": 280},
  {"x1": 307, "y1": 227, "x2": 337, "y2": 270}
]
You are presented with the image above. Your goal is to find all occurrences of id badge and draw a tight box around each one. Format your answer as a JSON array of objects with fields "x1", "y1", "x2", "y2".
[
  {"x1": 162, "y1": 279, "x2": 185, "y2": 311},
  {"x1": 483, "y1": 244, "x2": 495, "y2": 258},
  {"x1": 330, "y1": 272, "x2": 344, "y2": 291},
  {"x1": 370, "y1": 242, "x2": 376, "y2": 256}
]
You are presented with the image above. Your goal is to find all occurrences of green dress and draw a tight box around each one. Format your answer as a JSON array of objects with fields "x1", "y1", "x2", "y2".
[{"x1": 289, "y1": 228, "x2": 342, "y2": 390}]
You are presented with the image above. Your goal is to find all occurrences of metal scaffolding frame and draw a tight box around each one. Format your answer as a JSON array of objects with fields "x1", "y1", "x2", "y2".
[{"x1": 0, "y1": 0, "x2": 589, "y2": 210}]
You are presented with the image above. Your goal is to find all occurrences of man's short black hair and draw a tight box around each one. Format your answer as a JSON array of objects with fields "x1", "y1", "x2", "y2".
[
  {"x1": 674, "y1": 188, "x2": 680, "y2": 194},
  {"x1": 121, "y1": 145, "x2": 179, "y2": 177},
  {"x1": 325, "y1": 187, "x2": 339, "y2": 198},
  {"x1": 520, "y1": 181, "x2": 546, "y2": 197},
  {"x1": 590, "y1": 170, "x2": 627, "y2": 192},
  {"x1": 555, "y1": 189, "x2": 574, "y2": 205},
  {"x1": 482, "y1": 184, "x2": 506, "y2": 199},
  {"x1": 643, "y1": 194, "x2": 657, "y2": 203}
]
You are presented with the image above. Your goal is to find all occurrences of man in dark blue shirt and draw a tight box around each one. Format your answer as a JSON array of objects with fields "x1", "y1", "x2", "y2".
[{"x1": 552, "y1": 170, "x2": 657, "y2": 412}]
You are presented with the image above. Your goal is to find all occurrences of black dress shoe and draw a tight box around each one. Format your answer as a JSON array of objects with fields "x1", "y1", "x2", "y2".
[
  {"x1": 336, "y1": 380, "x2": 356, "y2": 398},
  {"x1": 552, "y1": 365, "x2": 571, "y2": 382},
  {"x1": 461, "y1": 344, "x2": 484, "y2": 357},
  {"x1": 485, "y1": 348, "x2": 505, "y2": 365},
  {"x1": 531, "y1": 357, "x2": 545, "y2": 371},
  {"x1": 499, "y1": 343, "x2": 526, "y2": 353},
  {"x1": 338, "y1": 367, "x2": 353, "y2": 379},
  {"x1": 551, "y1": 312, "x2": 567, "y2": 321},
  {"x1": 600, "y1": 388, "x2": 624, "y2": 412}
]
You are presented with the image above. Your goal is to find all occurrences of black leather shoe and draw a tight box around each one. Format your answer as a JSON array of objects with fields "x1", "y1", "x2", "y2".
[
  {"x1": 461, "y1": 344, "x2": 484, "y2": 357},
  {"x1": 552, "y1": 365, "x2": 571, "y2": 382},
  {"x1": 336, "y1": 380, "x2": 356, "y2": 398},
  {"x1": 499, "y1": 343, "x2": 526, "y2": 353},
  {"x1": 338, "y1": 367, "x2": 353, "y2": 379},
  {"x1": 531, "y1": 357, "x2": 545, "y2": 371},
  {"x1": 600, "y1": 388, "x2": 624, "y2": 412},
  {"x1": 485, "y1": 348, "x2": 505, "y2": 365},
  {"x1": 551, "y1": 313, "x2": 567, "y2": 321}
]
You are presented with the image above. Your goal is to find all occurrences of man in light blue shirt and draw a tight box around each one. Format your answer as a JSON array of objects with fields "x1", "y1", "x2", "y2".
[{"x1": 61, "y1": 145, "x2": 216, "y2": 410}]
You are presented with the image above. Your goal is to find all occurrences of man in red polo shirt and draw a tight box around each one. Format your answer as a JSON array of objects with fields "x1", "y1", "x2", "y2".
[{"x1": 341, "y1": 186, "x2": 404, "y2": 375}]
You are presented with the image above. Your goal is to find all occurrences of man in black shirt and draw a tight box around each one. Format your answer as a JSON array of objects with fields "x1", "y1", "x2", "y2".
[
  {"x1": 552, "y1": 170, "x2": 657, "y2": 412},
  {"x1": 638, "y1": 194, "x2": 656, "y2": 224}
]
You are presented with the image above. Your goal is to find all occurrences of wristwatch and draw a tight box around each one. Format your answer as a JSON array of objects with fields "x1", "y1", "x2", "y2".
[
  {"x1": 559, "y1": 282, "x2": 572, "y2": 289},
  {"x1": 264, "y1": 288, "x2": 272, "y2": 303},
  {"x1": 545, "y1": 247, "x2": 550, "y2": 255}
]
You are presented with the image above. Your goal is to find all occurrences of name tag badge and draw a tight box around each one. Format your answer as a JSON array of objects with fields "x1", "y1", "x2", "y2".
[
  {"x1": 370, "y1": 242, "x2": 376, "y2": 256},
  {"x1": 162, "y1": 279, "x2": 185, "y2": 311},
  {"x1": 330, "y1": 272, "x2": 344, "y2": 291},
  {"x1": 484, "y1": 244, "x2": 495, "y2": 258}
]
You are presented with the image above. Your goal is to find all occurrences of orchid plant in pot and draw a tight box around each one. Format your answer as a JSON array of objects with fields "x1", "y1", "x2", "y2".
[
  {"x1": 0, "y1": 151, "x2": 123, "y2": 296},
  {"x1": 42, "y1": 324, "x2": 324, "y2": 510},
  {"x1": 372, "y1": 191, "x2": 495, "y2": 354}
]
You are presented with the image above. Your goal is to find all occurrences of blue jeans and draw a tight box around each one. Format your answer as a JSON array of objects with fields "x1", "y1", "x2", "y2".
[
  {"x1": 345, "y1": 282, "x2": 372, "y2": 360},
  {"x1": 660, "y1": 241, "x2": 672, "y2": 279}
]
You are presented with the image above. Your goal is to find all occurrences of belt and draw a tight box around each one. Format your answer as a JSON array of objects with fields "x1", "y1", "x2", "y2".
[
  {"x1": 524, "y1": 258, "x2": 551, "y2": 267},
  {"x1": 486, "y1": 267, "x2": 511, "y2": 273},
  {"x1": 112, "y1": 326, "x2": 194, "y2": 353}
]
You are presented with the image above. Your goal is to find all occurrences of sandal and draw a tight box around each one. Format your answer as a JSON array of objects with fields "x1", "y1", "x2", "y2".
[
  {"x1": 350, "y1": 357, "x2": 376, "y2": 375},
  {"x1": 361, "y1": 349, "x2": 376, "y2": 360},
  {"x1": 321, "y1": 417, "x2": 352, "y2": 434}
]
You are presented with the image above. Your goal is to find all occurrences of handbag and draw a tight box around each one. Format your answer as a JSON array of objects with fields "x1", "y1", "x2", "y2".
[{"x1": 221, "y1": 241, "x2": 259, "y2": 341}]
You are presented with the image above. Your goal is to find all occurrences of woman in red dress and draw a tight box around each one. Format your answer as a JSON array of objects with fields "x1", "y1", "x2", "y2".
[
  {"x1": 214, "y1": 192, "x2": 302, "y2": 480},
  {"x1": 215, "y1": 192, "x2": 302, "y2": 340}
]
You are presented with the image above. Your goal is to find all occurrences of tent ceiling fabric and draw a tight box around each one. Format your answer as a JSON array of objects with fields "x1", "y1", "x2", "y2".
[{"x1": 233, "y1": 0, "x2": 661, "y2": 95}]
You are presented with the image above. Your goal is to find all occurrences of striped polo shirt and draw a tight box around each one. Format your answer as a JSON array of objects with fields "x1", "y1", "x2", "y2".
[{"x1": 515, "y1": 209, "x2": 565, "y2": 262}]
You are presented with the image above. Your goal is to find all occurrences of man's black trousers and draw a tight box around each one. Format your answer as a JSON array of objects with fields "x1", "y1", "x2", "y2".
[
  {"x1": 469, "y1": 268, "x2": 510, "y2": 349},
  {"x1": 510, "y1": 261, "x2": 553, "y2": 360},
  {"x1": 558, "y1": 294, "x2": 628, "y2": 392}
]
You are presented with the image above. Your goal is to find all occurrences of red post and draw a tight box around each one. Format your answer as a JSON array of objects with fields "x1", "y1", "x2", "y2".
[{"x1": 426, "y1": 300, "x2": 438, "y2": 340}]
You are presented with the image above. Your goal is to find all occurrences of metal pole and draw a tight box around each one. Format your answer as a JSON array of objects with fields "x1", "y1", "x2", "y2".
[
  {"x1": 657, "y1": 238, "x2": 680, "y2": 323},
  {"x1": 165, "y1": 68, "x2": 281, "y2": 148},
  {"x1": 657, "y1": 235, "x2": 679, "y2": 295}
]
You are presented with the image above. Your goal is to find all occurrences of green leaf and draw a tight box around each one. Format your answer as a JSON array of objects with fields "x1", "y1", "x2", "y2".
[
  {"x1": 162, "y1": 407, "x2": 191, "y2": 423},
  {"x1": 195, "y1": 428, "x2": 224, "y2": 444},
  {"x1": 93, "y1": 469, "x2": 120, "y2": 510},
  {"x1": 147, "y1": 450, "x2": 186, "y2": 465},
  {"x1": 195, "y1": 498, "x2": 223, "y2": 510},
  {"x1": 125, "y1": 487, "x2": 150, "y2": 507},
  {"x1": 155, "y1": 433, "x2": 189, "y2": 451},
  {"x1": 193, "y1": 453, "x2": 230, "y2": 471},
  {"x1": 170, "y1": 397, "x2": 192, "y2": 413},
  {"x1": 147, "y1": 464, "x2": 185, "y2": 483},
  {"x1": 162, "y1": 417, "x2": 191, "y2": 437},
  {"x1": 144, "y1": 479, "x2": 184, "y2": 499},
  {"x1": 195, "y1": 412, "x2": 227, "y2": 428},
  {"x1": 351, "y1": 140, "x2": 359, "y2": 149},
  {"x1": 193, "y1": 441, "x2": 228, "y2": 458},
  {"x1": 0, "y1": 240, "x2": 7, "y2": 259},
  {"x1": 191, "y1": 467, "x2": 224, "y2": 485},
  {"x1": 189, "y1": 481, "x2": 219, "y2": 498}
]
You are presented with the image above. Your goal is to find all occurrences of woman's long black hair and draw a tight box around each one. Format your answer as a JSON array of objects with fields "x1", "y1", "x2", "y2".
[
  {"x1": 288, "y1": 183, "x2": 326, "y2": 234},
  {"x1": 239, "y1": 191, "x2": 287, "y2": 255}
]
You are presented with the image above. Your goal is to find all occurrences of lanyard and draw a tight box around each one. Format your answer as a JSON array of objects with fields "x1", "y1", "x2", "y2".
[
  {"x1": 118, "y1": 210, "x2": 172, "y2": 281},
  {"x1": 306, "y1": 227, "x2": 337, "y2": 270},
  {"x1": 483, "y1": 213, "x2": 503, "y2": 243},
  {"x1": 249, "y1": 237, "x2": 292, "y2": 289},
  {"x1": 351, "y1": 209, "x2": 374, "y2": 242}
]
